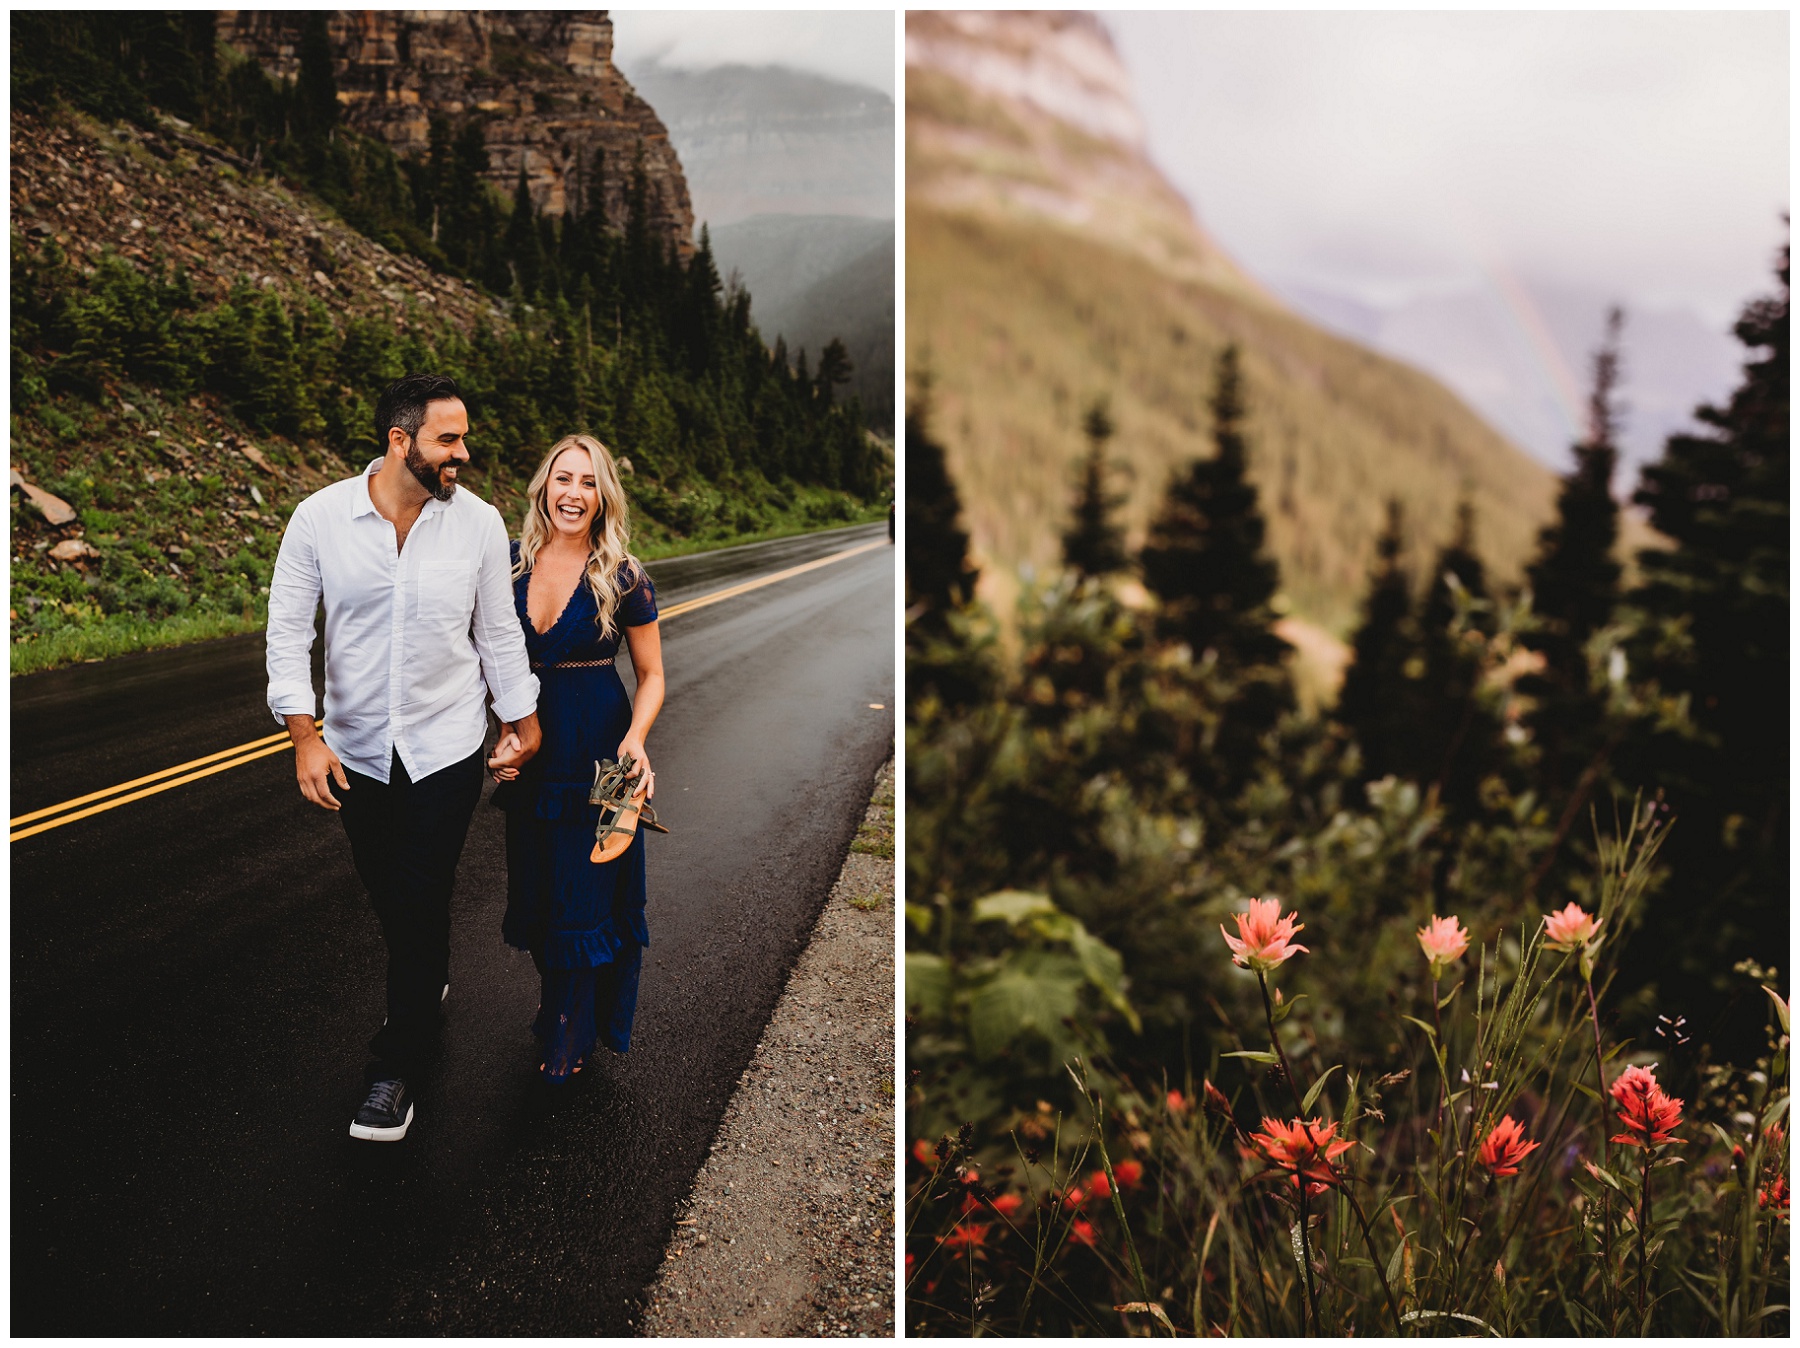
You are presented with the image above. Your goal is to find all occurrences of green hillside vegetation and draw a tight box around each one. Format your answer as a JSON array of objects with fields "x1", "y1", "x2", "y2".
[
  {"x1": 11, "y1": 14, "x2": 889, "y2": 674},
  {"x1": 908, "y1": 203, "x2": 1560, "y2": 636}
]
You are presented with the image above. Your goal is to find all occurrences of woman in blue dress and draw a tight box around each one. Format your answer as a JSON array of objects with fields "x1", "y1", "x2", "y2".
[{"x1": 490, "y1": 434, "x2": 664, "y2": 1084}]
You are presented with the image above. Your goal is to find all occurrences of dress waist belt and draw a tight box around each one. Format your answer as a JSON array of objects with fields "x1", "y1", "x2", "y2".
[{"x1": 531, "y1": 658, "x2": 615, "y2": 670}]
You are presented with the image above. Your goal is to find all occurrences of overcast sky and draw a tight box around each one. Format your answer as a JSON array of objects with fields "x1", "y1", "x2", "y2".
[
  {"x1": 1106, "y1": 11, "x2": 1788, "y2": 330},
  {"x1": 610, "y1": 10, "x2": 895, "y2": 99}
]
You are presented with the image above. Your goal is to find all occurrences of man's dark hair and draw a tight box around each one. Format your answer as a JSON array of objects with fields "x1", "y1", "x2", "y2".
[{"x1": 374, "y1": 373, "x2": 462, "y2": 449}]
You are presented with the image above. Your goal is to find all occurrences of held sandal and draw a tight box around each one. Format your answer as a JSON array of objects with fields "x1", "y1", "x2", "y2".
[{"x1": 588, "y1": 753, "x2": 669, "y2": 864}]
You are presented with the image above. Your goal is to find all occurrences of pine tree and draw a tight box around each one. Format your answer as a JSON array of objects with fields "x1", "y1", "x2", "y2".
[
  {"x1": 1061, "y1": 396, "x2": 1129, "y2": 579},
  {"x1": 295, "y1": 13, "x2": 338, "y2": 142},
  {"x1": 1622, "y1": 244, "x2": 1789, "y2": 1053},
  {"x1": 1519, "y1": 308, "x2": 1625, "y2": 800},
  {"x1": 1139, "y1": 344, "x2": 1293, "y2": 795},
  {"x1": 1416, "y1": 500, "x2": 1506, "y2": 811},
  {"x1": 504, "y1": 162, "x2": 544, "y2": 298},
  {"x1": 1337, "y1": 498, "x2": 1421, "y2": 785},
  {"x1": 1140, "y1": 344, "x2": 1289, "y2": 673},
  {"x1": 905, "y1": 394, "x2": 978, "y2": 625},
  {"x1": 816, "y1": 338, "x2": 854, "y2": 405}
]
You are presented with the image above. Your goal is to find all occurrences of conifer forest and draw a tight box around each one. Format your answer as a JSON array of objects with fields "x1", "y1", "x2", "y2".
[
  {"x1": 905, "y1": 249, "x2": 1790, "y2": 1334},
  {"x1": 11, "y1": 14, "x2": 887, "y2": 670}
]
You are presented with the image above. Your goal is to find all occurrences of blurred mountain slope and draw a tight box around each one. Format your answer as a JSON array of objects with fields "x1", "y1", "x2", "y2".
[{"x1": 906, "y1": 10, "x2": 1564, "y2": 637}]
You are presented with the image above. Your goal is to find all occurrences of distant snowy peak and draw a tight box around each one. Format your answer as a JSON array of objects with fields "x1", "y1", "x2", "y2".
[{"x1": 905, "y1": 11, "x2": 1146, "y2": 152}]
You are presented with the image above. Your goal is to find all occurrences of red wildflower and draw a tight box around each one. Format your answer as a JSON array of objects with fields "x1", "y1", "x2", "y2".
[
  {"x1": 941, "y1": 1222, "x2": 990, "y2": 1252},
  {"x1": 1114, "y1": 1159, "x2": 1145, "y2": 1189},
  {"x1": 1477, "y1": 1114, "x2": 1540, "y2": 1177},
  {"x1": 1543, "y1": 901, "x2": 1602, "y2": 952},
  {"x1": 1609, "y1": 1063, "x2": 1684, "y2": 1148},
  {"x1": 1088, "y1": 1171, "x2": 1112, "y2": 1200},
  {"x1": 1759, "y1": 1174, "x2": 1788, "y2": 1213},
  {"x1": 1167, "y1": 1089, "x2": 1189, "y2": 1114},
  {"x1": 906, "y1": 1252, "x2": 915, "y2": 1279},
  {"x1": 990, "y1": 1192, "x2": 1023, "y2": 1218},
  {"x1": 1069, "y1": 1219, "x2": 1098, "y2": 1247},
  {"x1": 912, "y1": 1139, "x2": 937, "y2": 1167},
  {"x1": 1249, "y1": 1116, "x2": 1356, "y2": 1194},
  {"x1": 1061, "y1": 1183, "x2": 1087, "y2": 1209},
  {"x1": 1203, "y1": 1079, "x2": 1233, "y2": 1117},
  {"x1": 1417, "y1": 914, "x2": 1471, "y2": 973},
  {"x1": 1221, "y1": 897, "x2": 1308, "y2": 972}
]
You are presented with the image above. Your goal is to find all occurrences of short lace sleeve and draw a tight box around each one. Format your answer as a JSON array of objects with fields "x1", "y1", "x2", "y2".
[{"x1": 618, "y1": 561, "x2": 658, "y2": 626}]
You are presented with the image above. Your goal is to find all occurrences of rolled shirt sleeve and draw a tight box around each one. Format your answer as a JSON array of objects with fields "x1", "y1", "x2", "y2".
[
  {"x1": 472, "y1": 510, "x2": 539, "y2": 724},
  {"x1": 266, "y1": 499, "x2": 323, "y2": 722}
]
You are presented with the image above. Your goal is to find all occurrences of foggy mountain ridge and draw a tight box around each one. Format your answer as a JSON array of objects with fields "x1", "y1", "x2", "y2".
[
  {"x1": 616, "y1": 56, "x2": 896, "y2": 433},
  {"x1": 1273, "y1": 273, "x2": 1746, "y2": 483},
  {"x1": 712, "y1": 215, "x2": 895, "y2": 432},
  {"x1": 619, "y1": 57, "x2": 893, "y2": 225}
]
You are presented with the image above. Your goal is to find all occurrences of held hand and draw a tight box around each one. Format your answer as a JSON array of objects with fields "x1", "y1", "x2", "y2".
[
  {"x1": 295, "y1": 735, "x2": 349, "y2": 811},
  {"x1": 487, "y1": 726, "x2": 525, "y2": 782},
  {"x1": 618, "y1": 736, "x2": 654, "y2": 799},
  {"x1": 511, "y1": 712, "x2": 543, "y2": 767}
]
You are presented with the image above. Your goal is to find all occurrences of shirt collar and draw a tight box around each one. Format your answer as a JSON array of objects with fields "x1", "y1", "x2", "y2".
[{"x1": 352, "y1": 458, "x2": 452, "y2": 521}]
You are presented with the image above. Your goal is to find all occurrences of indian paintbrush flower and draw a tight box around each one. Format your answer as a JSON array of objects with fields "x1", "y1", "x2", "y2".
[
  {"x1": 1113, "y1": 1159, "x2": 1144, "y2": 1189},
  {"x1": 1417, "y1": 914, "x2": 1470, "y2": 975},
  {"x1": 1543, "y1": 901, "x2": 1603, "y2": 952},
  {"x1": 1249, "y1": 1116, "x2": 1356, "y2": 1195},
  {"x1": 1221, "y1": 897, "x2": 1308, "y2": 973},
  {"x1": 1610, "y1": 1063, "x2": 1685, "y2": 1148},
  {"x1": 1477, "y1": 1114, "x2": 1541, "y2": 1177}
]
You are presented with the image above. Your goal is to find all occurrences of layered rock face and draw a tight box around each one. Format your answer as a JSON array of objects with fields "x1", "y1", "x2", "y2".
[
  {"x1": 216, "y1": 10, "x2": 693, "y2": 257},
  {"x1": 907, "y1": 10, "x2": 1260, "y2": 300}
]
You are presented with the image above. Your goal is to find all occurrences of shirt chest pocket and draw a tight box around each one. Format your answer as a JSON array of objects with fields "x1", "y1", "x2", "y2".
[{"x1": 413, "y1": 559, "x2": 474, "y2": 629}]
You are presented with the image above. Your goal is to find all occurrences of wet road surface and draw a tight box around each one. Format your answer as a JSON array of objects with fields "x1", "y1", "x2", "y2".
[{"x1": 10, "y1": 523, "x2": 895, "y2": 1335}]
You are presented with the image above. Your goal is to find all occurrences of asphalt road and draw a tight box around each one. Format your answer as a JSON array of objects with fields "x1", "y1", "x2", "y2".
[{"x1": 10, "y1": 522, "x2": 895, "y2": 1335}]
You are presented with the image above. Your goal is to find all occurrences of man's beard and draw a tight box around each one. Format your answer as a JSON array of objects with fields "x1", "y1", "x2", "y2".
[{"x1": 405, "y1": 438, "x2": 459, "y2": 502}]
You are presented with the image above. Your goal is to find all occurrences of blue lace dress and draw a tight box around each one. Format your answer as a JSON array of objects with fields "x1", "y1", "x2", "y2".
[{"x1": 492, "y1": 544, "x2": 658, "y2": 1080}]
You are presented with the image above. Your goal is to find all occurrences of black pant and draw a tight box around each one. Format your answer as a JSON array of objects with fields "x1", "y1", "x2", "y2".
[{"x1": 337, "y1": 747, "x2": 485, "y2": 1080}]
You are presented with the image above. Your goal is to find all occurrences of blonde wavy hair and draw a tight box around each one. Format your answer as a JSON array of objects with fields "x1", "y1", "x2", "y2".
[{"x1": 513, "y1": 434, "x2": 641, "y2": 641}]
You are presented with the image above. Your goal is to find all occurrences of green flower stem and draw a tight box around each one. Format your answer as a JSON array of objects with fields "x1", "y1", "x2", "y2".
[
  {"x1": 1584, "y1": 971, "x2": 1617, "y2": 1329},
  {"x1": 1252, "y1": 969, "x2": 1403, "y2": 1335},
  {"x1": 1637, "y1": 1143, "x2": 1653, "y2": 1333}
]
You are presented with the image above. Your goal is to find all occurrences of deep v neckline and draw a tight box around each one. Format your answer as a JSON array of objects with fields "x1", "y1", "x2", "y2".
[{"x1": 526, "y1": 563, "x2": 585, "y2": 638}]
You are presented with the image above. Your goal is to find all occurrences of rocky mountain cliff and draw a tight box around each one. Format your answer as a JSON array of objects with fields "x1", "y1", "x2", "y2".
[
  {"x1": 907, "y1": 10, "x2": 1562, "y2": 648},
  {"x1": 216, "y1": 10, "x2": 693, "y2": 256}
]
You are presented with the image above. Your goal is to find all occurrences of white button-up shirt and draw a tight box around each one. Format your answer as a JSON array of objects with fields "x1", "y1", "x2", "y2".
[{"x1": 266, "y1": 459, "x2": 539, "y2": 784}]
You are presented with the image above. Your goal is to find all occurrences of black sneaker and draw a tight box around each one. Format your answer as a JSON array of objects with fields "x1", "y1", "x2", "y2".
[{"x1": 349, "y1": 1077, "x2": 414, "y2": 1141}]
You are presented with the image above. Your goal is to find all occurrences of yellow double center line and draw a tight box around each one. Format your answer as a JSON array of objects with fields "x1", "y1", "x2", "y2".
[{"x1": 10, "y1": 538, "x2": 886, "y2": 843}]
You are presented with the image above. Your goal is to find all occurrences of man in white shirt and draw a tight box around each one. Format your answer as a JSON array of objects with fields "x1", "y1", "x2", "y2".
[{"x1": 266, "y1": 373, "x2": 540, "y2": 1141}]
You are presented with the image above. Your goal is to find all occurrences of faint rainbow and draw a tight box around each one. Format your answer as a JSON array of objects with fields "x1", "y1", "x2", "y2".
[{"x1": 1484, "y1": 260, "x2": 1586, "y2": 444}]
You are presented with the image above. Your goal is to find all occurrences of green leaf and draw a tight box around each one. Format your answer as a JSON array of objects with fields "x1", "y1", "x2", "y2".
[
  {"x1": 1585, "y1": 1162, "x2": 1626, "y2": 1192},
  {"x1": 1301, "y1": 1064, "x2": 1342, "y2": 1116},
  {"x1": 903, "y1": 902, "x2": 934, "y2": 937},
  {"x1": 904, "y1": 952, "x2": 950, "y2": 1019},
  {"x1": 972, "y1": 889, "x2": 1058, "y2": 925},
  {"x1": 1066, "y1": 917, "x2": 1143, "y2": 1034},
  {"x1": 1402, "y1": 1015, "x2": 1438, "y2": 1042},
  {"x1": 1339, "y1": 1256, "x2": 1375, "y2": 1271},
  {"x1": 1571, "y1": 1079, "x2": 1601, "y2": 1102},
  {"x1": 1385, "y1": 1232, "x2": 1407, "y2": 1289},
  {"x1": 1400, "y1": 1310, "x2": 1498, "y2": 1336},
  {"x1": 1764, "y1": 985, "x2": 1789, "y2": 1034},
  {"x1": 965, "y1": 949, "x2": 1083, "y2": 1060},
  {"x1": 1223, "y1": 1050, "x2": 1280, "y2": 1066},
  {"x1": 1762, "y1": 1094, "x2": 1791, "y2": 1130},
  {"x1": 1269, "y1": 992, "x2": 1308, "y2": 1025},
  {"x1": 1114, "y1": 1302, "x2": 1177, "y2": 1336},
  {"x1": 1437, "y1": 979, "x2": 1464, "y2": 1010}
]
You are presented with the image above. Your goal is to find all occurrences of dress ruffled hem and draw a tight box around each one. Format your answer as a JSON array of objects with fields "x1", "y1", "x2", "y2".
[{"x1": 503, "y1": 912, "x2": 649, "y2": 966}]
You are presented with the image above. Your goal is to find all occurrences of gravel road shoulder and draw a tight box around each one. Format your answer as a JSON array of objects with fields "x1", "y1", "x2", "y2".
[{"x1": 641, "y1": 753, "x2": 895, "y2": 1337}]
